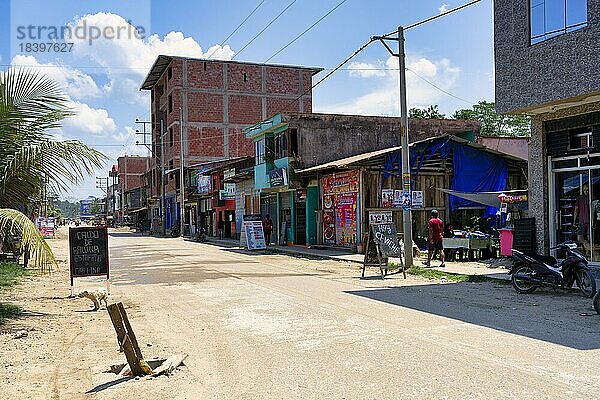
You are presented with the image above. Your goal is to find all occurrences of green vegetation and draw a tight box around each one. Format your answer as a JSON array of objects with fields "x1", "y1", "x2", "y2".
[
  {"x1": 0, "y1": 262, "x2": 31, "y2": 325},
  {"x1": 406, "y1": 265, "x2": 509, "y2": 284},
  {"x1": 410, "y1": 101, "x2": 531, "y2": 137},
  {"x1": 0, "y1": 262, "x2": 31, "y2": 290},
  {"x1": 0, "y1": 68, "x2": 106, "y2": 269},
  {"x1": 0, "y1": 303, "x2": 23, "y2": 325}
]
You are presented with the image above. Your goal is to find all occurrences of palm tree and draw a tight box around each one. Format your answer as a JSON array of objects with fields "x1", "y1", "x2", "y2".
[{"x1": 0, "y1": 68, "x2": 106, "y2": 269}]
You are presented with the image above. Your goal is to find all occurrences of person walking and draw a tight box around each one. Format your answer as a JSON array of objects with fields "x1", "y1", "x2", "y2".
[
  {"x1": 262, "y1": 214, "x2": 273, "y2": 246},
  {"x1": 425, "y1": 209, "x2": 445, "y2": 268},
  {"x1": 218, "y1": 218, "x2": 225, "y2": 240}
]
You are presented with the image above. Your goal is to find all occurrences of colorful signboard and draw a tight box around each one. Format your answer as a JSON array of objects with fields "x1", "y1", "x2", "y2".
[
  {"x1": 322, "y1": 170, "x2": 359, "y2": 195},
  {"x1": 197, "y1": 174, "x2": 211, "y2": 194}
]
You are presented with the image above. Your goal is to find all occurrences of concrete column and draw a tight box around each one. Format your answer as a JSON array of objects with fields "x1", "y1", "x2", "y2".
[
  {"x1": 223, "y1": 63, "x2": 229, "y2": 157},
  {"x1": 528, "y1": 117, "x2": 549, "y2": 253}
]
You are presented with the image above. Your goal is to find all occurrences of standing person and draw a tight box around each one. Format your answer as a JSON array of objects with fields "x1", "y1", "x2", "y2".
[
  {"x1": 425, "y1": 209, "x2": 445, "y2": 268},
  {"x1": 218, "y1": 218, "x2": 225, "y2": 240},
  {"x1": 263, "y1": 214, "x2": 273, "y2": 246}
]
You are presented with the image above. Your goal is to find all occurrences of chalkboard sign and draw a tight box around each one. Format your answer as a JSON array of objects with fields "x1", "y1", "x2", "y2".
[
  {"x1": 371, "y1": 223, "x2": 401, "y2": 257},
  {"x1": 513, "y1": 218, "x2": 536, "y2": 254},
  {"x1": 69, "y1": 226, "x2": 109, "y2": 281},
  {"x1": 362, "y1": 223, "x2": 405, "y2": 279}
]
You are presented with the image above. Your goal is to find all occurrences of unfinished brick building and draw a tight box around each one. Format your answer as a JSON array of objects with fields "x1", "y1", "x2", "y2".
[{"x1": 140, "y1": 55, "x2": 322, "y2": 228}]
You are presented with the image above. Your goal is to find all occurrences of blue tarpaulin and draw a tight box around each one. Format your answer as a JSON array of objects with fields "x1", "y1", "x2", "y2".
[
  {"x1": 449, "y1": 143, "x2": 507, "y2": 215},
  {"x1": 382, "y1": 138, "x2": 508, "y2": 215}
]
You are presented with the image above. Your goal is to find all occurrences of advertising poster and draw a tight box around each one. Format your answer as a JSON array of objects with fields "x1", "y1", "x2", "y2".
[
  {"x1": 322, "y1": 170, "x2": 359, "y2": 195},
  {"x1": 369, "y1": 211, "x2": 393, "y2": 224},
  {"x1": 381, "y1": 189, "x2": 394, "y2": 208},
  {"x1": 323, "y1": 194, "x2": 336, "y2": 245},
  {"x1": 334, "y1": 193, "x2": 357, "y2": 247},
  {"x1": 412, "y1": 191, "x2": 424, "y2": 209}
]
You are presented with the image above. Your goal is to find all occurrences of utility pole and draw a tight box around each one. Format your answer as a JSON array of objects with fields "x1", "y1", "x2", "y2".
[
  {"x1": 160, "y1": 120, "x2": 166, "y2": 236},
  {"x1": 179, "y1": 107, "x2": 185, "y2": 237},
  {"x1": 371, "y1": 26, "x2": 413, "y2": 267}
]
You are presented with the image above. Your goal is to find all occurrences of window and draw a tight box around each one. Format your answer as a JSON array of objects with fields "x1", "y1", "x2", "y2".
[
  {"x1": 168, "y1": 66, "x2": 172, "y2": 80},
  {"x1": 169, "y1": 127, "x2": 174, "y2": 147},
  {"x1": 274, "y1": 130, "x2": 288, "y2": 159},
  {"x1": 530, "y1": 0, "x2": 587, "y2": 44},
  {"x1": 255, "y1": 139, "x2": 266, "y2": 165},
  {"x1": 289, "y1": 128, "x2": 298, "y2": 157},
  {"x1": 569, "y1": 129, "x2": 593, "y2": 150},
  {"x1": 168, "y1": 94, "x2": 173, "y2": 113}
]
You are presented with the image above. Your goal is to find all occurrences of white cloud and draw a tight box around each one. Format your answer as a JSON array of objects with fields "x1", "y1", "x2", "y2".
[
  {"x1": 10, "y1": 55, "x2": 102, "y2": 99},
  {"x1": 67, "y1": 13, "x2": 234, "y2": 104},
  {"x1": 64, "y1": 101, "x2": 116, "y2": 135},
  {"x1": 439, "y1": 4, "x2": 450, "y2": 13},
  {"x1": 318, "y1": 55, "x2": 461, "y2": 116},
  {"x1": 348, "y1": 60, "x2": 388, "y2": 78}
]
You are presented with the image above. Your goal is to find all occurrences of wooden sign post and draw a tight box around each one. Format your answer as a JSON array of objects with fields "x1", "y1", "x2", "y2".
[
  {"x1": 362, "y1": 223, "x2": 405, "y2": 279},
  {"x1": 69, "y1": 226, "x2": 109, "y2": 296}
]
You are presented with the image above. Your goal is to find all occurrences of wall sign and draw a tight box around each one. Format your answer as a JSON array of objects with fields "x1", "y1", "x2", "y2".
[
  {"x1": 369, "y1": 211, "x2": 393, "y2": 224},
  {"x1": 269, "y1": 168, "x2": 288, "y2": 187}
]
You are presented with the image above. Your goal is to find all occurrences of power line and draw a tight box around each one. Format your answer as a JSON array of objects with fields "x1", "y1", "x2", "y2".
[
  {"x1": 381, "y1": 0, "x2": 482, "y2": 37},
  {"x1": 405, "y1": 67, "x2": 475, "y2": 105},
  {"x1": 233, "y1": 0, "x2": 299, "y2": 59},
  {"x1": 282, "y1": 38, "x2": 376, "y2": 112},
  {"x1": 206, "y1": 0, "x2": 266, "y2": 60},
  {"x1": 263, "y1": 0, "x2": 349, "y2": 63}
]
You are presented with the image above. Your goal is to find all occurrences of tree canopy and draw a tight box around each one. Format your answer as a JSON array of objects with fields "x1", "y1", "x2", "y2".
[
  {"x1": 0, "y1": 68, "x2": 106, "y2": 269},
  {"x1": 452, "y1": 101, "x2": 531, "y2": 137}
]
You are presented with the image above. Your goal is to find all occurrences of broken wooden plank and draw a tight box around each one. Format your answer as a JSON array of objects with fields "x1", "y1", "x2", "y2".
[
  {"x1": 151, "y1": 354, "x2": 188, "y2": 377},
  {"x1": 107, "y1": 302, "x2": 152, "y2": 376}
]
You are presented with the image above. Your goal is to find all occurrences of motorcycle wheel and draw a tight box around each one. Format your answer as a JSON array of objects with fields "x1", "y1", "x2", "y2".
[
  {"x1": 576, "y1": 269, "x2": 596, "y2": 298},
  {"x1": 511, "y1": 265, "x2": 537, "y2": 294},
  {"x1": 593, "y1": 292, "x2": 600, "y2": 315}
]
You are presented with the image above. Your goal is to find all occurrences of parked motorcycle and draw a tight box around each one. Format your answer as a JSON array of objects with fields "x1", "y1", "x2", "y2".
[
  {"x1": 593, "y1": 290, "x2": 600, "y2": 314},
  {"x1": 195, "y1": 227, "x2": 207, "y2": 242},
  {"x1": 509, "y1": 242, "x2": 596, "y2": 297}
]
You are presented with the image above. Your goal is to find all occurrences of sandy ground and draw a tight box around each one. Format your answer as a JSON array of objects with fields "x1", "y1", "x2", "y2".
[{"x1": 1, "y1": 228, "x2": 600, "y2": 399}]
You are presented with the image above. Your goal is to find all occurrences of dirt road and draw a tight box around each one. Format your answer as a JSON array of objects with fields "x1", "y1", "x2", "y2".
[{"x1": 2, "y1": 229, "x2": 600, "y2": 399}]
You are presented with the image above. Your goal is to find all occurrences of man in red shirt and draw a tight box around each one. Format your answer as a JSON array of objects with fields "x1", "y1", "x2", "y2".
[{"x1": 425, "y1": 209, "x2": 445, "y2": 268}]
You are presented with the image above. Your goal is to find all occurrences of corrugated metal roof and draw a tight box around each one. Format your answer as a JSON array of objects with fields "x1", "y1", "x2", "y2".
[{"x1": 296, "y1": 135, "x2": 527, "y2": 174}]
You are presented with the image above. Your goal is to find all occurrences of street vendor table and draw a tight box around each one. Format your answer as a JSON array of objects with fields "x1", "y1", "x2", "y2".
[{"x1": 442, "y1": 237, "x2": 491, "y2": 261}]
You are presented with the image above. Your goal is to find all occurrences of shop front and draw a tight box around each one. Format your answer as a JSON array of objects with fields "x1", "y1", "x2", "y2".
[
  {"x1": 321, "y1": 170, "x2": 360, "y2": 248},
  {"x1": 550, "y1": 153, "x2": 600, "y2": 262}
]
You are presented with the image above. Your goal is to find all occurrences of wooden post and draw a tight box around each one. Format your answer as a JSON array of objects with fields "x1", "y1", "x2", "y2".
[{"x1": 107, "y1": 302, "x2": 152, "y2": 376}]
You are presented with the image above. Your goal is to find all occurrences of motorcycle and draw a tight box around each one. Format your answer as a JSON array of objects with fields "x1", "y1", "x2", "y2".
[
  {"x1": 509, "y1": 242, "x2": 596, "y2": 297},
  {"x1": 194, "y1": 227, "x2": 207, "y2": 243}
]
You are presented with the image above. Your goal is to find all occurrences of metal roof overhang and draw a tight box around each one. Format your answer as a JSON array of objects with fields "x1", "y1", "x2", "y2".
[
  {"x1": 296, "y1": 135, "x2": 527, "y2": 174},
  {"x1": 140, "y1": 55, "x2": 173, "y2": 90}
]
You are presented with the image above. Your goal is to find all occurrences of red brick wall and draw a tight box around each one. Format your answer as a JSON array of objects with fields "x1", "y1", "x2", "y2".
[
  {"x1": 187, "y1": 60, "x2": 223, "y2": 89},
  {"x1": 266, "y1": 68, "x2": 300, "y2": 94},
  {"x1": 227, "y1": 63, "x2": 262, "y2": 92},
  {"x1": 227, "y1": 128, "x2": 254, "y2": 157},
  {"x1": 188, "y1": 92, "x2": 223, "y2": 123},
  {"x1": 188, "y1": 127, "x2": 225, "y2": 158},
  {"x1": 228, "y1": 95, "x2": 262, "y2": 124}
]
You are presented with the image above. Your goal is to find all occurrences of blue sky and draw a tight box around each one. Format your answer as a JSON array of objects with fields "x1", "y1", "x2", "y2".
[{"x1": 1, "y1": 0, "x2": 495, "y2": 200}]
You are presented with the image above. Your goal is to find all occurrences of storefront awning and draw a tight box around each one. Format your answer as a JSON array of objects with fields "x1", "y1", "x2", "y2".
[
  {"x1": 128, "y1": 207, "x2": 148, "y2": 214},
  {"x1": 436, "y1": 189, "x2": 528, "y2": 208},
  {"x1": 297, "y1": 146, "x2": 402, "y2": 173}
]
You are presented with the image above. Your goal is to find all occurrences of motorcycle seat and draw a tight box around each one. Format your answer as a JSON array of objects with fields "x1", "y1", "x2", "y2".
[{"x1": 524, "y1": 253, "x2": 557, "y2": 266}]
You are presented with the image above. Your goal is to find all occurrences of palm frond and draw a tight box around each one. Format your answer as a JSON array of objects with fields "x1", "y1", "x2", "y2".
[{"x1": 0, "y1": 208, "x2": 56, "y2": 271}]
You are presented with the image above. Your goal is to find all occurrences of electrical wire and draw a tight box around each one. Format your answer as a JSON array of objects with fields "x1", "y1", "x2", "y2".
[
  {"x1": 232, "y1": 0, "x2": 299, "y2": 59},
  {"x1": 263, "y1": 0, "x2": 349, "y2": 63},
  {"x1": 405, "y1": 67, "x2": 475, "y2": 105},
  {"x1": 206, "y1": 0, "x2": 266, "y2": 60}
]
